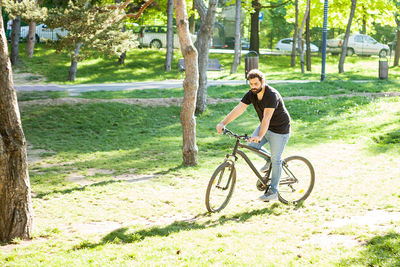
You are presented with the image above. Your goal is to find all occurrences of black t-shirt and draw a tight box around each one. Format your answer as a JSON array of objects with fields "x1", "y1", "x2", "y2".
[{"x1": 241, "y1": 85, "x2": 291, "y2": 134}]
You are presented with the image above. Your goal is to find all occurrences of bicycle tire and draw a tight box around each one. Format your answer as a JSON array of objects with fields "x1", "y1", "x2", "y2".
[
  {"x1": 205, "y1": 161, "x2": 236, "y2": 212},
  {"x1": 278, "y1": 155, "x2": 315, "y2": 205}
]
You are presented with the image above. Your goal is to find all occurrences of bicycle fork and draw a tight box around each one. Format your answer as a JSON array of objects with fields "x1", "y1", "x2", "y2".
[{"x1": 216, "y1": 160, "x2": 235, "y2": 190}]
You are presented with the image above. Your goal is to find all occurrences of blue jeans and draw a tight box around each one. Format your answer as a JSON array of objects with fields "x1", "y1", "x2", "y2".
[{"x1": 248, "y1": 126, "x2": 290, "y2": 194}]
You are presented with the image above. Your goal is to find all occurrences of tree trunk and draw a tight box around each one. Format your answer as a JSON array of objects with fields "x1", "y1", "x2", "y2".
[
  {"x1": 165, "y1": 0, "x2": 174, "y2": 72},
  {"x1": 118, "y1": 26, "x2": 127, "y2": 64},
  {"x1": 68, "y1": 43, "x2": 82, "y2": 82},
  {"x1": 394, "y1": 28, "x2": 400, "y2": 66},
  {"x1": 339, "y1": 0, "x2": 357, "y2": 73},
  {"x1": 298, "y1": 0, "x2": 310, "y2": 74},
  {"x1": 118, "y1": 51, "x2": 126, "y2": 65},
  {"x1": 361, "y1": 6, "x2": 366, "y2": 34},
  {"x1": 10, "y1": 16, "x2": 21, "y2": 65},
  {"x1": 115, "y1": 0, "x2": 126, "y2": 65},
  {"x1": 175, "y1": 0, "x2": 199, "y2": 166},
  {"x1": 26, "y1": 22, "x2": 36, "y2": 58},
  {"x1": 290, "y1": 0, "x2": 298, "y2": 67},
  {"x1": 305, "y1": 7, "x2": 311, "y2": 71},
  {"x1": 230, "y1": 0, "x2": 242, "y2": 74},
  {"x1": 194, "y1": 0, "x2": 218, "y2": 115},
  {"x1": 249, "y1": 0, "x2": 259, "y2": 54},
  {"x1": 0, "y1": 12, "x2": 33, "y2": 243}
]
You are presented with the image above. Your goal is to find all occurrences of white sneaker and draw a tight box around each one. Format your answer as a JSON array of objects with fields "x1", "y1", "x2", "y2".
[{"x1": 258, "y1": 191, "x2": 278, "y2": 202}]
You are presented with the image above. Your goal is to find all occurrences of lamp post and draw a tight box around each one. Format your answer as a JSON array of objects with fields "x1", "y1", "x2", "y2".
[{"x1": 321, "y1": 0, "x2": 329, "y2": 81}]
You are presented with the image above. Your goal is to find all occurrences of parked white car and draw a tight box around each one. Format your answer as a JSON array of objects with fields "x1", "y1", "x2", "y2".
[
  {"x1": 327, "y1": 33, "x2": 390, "y2": 57},
  {"x1": 138, "y1": 26, "x2": 196, "y2": 49},
  {"x1": 275, "y1": 38, "x2": 319, "y2": 52}
]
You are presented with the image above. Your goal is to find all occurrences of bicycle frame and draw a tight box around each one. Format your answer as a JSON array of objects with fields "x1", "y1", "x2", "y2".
[{"x1": 225, "y1": 138, "x2": 271, "y2": 188}]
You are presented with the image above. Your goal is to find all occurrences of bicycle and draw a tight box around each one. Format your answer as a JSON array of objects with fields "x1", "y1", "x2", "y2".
[{"x1": 205, "y1": 128, "x2": 315, "y2": 213}]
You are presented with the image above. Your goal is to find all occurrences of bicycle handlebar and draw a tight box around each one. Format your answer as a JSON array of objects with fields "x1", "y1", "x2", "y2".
[{"x1": 223, "y1": 128, "x2": 249, "y2": 141}]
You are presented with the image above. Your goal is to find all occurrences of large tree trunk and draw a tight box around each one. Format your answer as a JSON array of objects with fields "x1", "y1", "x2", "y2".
[
  {"x1": 230, "y1": 0, "x2": 242, "y2": 74},
  {"x1": 339, "y1": 0, "x2": 357, "y2": 73},
  {"x1": 10, "y1": 16, "x2": 21, "y2": 65},
  {"x1": 26, "y1": 21, "x2": 36, "y2": 58},
  {"x1": 175, "y1": 0, "x2": 199, "y2": 166},
  {"x1": 249, "y1": 0, "x2": 260, "y2": 54},
  {"x1": 305, "y1": 8, "x2": 311, "y2": 71},
  {"x1": 394, "y1": 26, "x2": 400, "y2": 66},
  {"x1": 0, "y1": 12, "x2": 33, "y2": 243},
  {"x1": 165, "y1": 0, "x2": 174, "y2": 72},
  {"x1": 68, "y1": 43, "x2": 82, "y2": 81},
  {"x1": 194, "y1": 0, "x2": 217, "y2": 115},
  {"x1": 298, "y1": 0, "x2": 310, "y2": 73},
  {"x1": 290, "y1": 0, "x2": 298, "y2": 67}
]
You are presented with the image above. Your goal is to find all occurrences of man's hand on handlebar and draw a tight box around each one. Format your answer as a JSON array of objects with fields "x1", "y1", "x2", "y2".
[
  {"x1": 216, "y1": 123, "x2": 225, "y2": 135},
  {"x1": 248, "y1": 136, "x2": 261, "y2": 143}
]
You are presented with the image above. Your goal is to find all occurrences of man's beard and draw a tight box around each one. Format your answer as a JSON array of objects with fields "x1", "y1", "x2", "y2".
[{"x1": 251, "y1": 86, "x2": 262, "y2": 94}]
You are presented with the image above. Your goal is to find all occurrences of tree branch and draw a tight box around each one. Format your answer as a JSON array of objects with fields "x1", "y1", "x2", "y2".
[
  {"x1": 194, "y1": 0, "x2": 207, "y2": 22},
  {"x1": 127, "y1": 0, "x2": 154, "y2": 19}
]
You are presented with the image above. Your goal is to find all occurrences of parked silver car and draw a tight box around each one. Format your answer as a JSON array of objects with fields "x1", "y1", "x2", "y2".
[{"x1": 327, "y1": 33, "x2": 390, "y2": 57}]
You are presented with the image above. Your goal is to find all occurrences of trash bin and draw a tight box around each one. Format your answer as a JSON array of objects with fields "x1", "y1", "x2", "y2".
[
  {"x1": 245, "y1": 51, "x2": 259, "y2": 80},
  {"x1": 379, "y1": 57, "x2": 388, "y2": 80}
]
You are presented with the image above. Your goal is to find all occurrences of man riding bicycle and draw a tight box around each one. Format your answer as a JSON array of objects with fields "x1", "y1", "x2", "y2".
[{"x1": 216, "y1": 69, "x2": 291, "y2": 201}]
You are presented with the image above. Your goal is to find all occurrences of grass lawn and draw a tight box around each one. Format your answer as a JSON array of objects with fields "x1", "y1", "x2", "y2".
[
  {"x1": 14, "y1": 43, "x2": 400, "y2": 84},
  {"x1": 1, "y1": 88, "x2": 399, "y2": 265}
]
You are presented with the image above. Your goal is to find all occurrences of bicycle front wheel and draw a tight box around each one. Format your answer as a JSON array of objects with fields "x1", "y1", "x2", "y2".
[
  {"x1": 205, "y1": 161, "x2": 236, "y2": 212},
  {"x1": 278, "y1": 155, "x2": 315, "y2": 205}
]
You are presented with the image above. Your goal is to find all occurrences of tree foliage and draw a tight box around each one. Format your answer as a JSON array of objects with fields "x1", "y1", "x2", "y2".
[
  {"x1": 285, "y1": 0, "x2": 396, "y2": 34},
  {"x1": 45, "y1": 0, "x2": 136, "y2": 61},
  {"x1": 3, "y1": 0, "x2": 46, "y2": 22}
]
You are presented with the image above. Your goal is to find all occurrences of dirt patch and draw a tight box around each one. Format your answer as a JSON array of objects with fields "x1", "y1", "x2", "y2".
[
  {"x1": 325, "y1": 210, "x2": 400, "y2": 230},
  {"x1": 65, "y1": 172, "x2": 158, "y2": 186},
  {"x1": 306, "y1": 234, "x2": 361, "y2": 248},
  {"x1": 303, "y1": 210, "x2": 400, "y2": 248},
  {"x1": 13, "y1": 72, "x2": 46, "y2": 84},
  {"x1": 0, "y1": 237, "x2": 48, "y2": 253},
  {"x1": 18, "y1": 92, "x2": 400, "y2": 108},
  {"x1": 26, "y1": 143, "x2": 55, "y2": 165}
]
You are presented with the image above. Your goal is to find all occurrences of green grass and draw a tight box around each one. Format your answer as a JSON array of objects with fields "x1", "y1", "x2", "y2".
[
  {"x1": 3, "y1": 94, "x2": 397, "y2": 265},
  {"x1": 3, "y1": 44, "x2": 400, "y2": 265},
  {"x1": 15, "y1": 43, "x2": 400, "y2": 84}
]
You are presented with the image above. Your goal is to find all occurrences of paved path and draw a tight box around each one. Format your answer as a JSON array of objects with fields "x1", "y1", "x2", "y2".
[{"x1": 15, "y1": 79, "x2": 319, "y2": 95}]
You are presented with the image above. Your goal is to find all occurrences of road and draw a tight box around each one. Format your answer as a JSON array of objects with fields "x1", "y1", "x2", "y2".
[{"x1": 209, "y1": 48, "x2": 293, "y2": 56}]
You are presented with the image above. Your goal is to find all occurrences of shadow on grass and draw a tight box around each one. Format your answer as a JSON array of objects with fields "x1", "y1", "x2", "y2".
[
  {"x1": 73, "y1": 203, "x2": 282, "y2": 250},
  {"x1": 33, "y1": 180, "x2": 122, "y2": 199},
  {"x1": 338, "y1": 232, "x2": 400, "y2": 266}
]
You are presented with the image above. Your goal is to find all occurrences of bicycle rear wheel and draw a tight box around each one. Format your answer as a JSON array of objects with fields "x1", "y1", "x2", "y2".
[
  {"x1": 205, "y1": 161, "x2": 236, "y2": 212},
  {"x1": 278, "y1": 155, "x2": 315, "y2": 205}
]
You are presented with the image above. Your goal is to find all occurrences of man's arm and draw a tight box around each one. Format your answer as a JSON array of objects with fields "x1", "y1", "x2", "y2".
[
  {"x1": 248, "y1": 108, "x2": 274, "y2": 143},
  {"x1": 216, "y1": 102, "x2": 248, "y2": 134}
]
